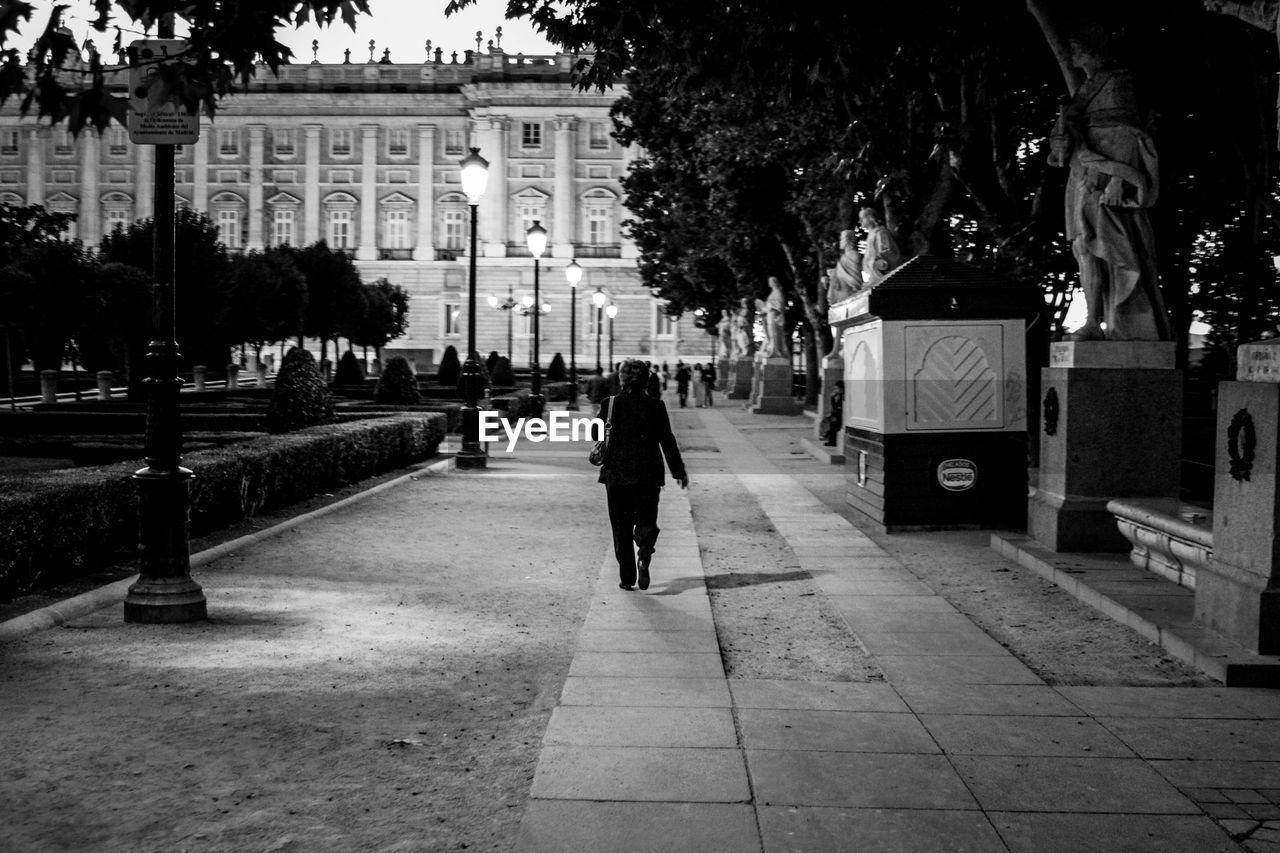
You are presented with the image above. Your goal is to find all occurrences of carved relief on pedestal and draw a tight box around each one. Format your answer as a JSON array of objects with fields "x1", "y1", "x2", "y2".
[{"x1": 905, "y1": 326, "x2": 1004, "y2": 431}]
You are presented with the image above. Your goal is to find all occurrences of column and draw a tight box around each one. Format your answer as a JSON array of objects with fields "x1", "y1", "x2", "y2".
[
  {"x1": 481, "y1": 116, "x2": 508, "y2": 257},
  {"x1": 357, "y1": 124, "x2": 378, "y2": 260},
  {"x1": 80, "y1": 130, "x2": 99, "y2": 241},
  {"x1": 25, "y1": 126, "x2": 44, "y2": 207},
  {"x1": 413, "y1": 124, "x2": 435, "y2": 260},
  {"x1": 192, "y1": 125, "x2": 208, "y2": 213},
  {"x1": 620, "y1": 142, "x2": 640, "y2": 259},
  {"x1": 304, "y1": 125, "x2": 321, "y2": 245},
  {"x1": 135, "y1": 142, "x2": 153, "y2": 221},
  {"x1": 247, "y1": 124, "x2": 265, "y2": 250},
  {"x1": 552, "y1": 116, "x2": 575, "y2": 258}
]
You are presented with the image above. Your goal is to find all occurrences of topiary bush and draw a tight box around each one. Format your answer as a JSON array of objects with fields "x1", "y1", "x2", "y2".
[
  {"x1": 491, "y1": 356, "x2": 515, "y2": 387},
  {"x1": 266, "y1": 347, "x2": 334, "y2": 434},
  {"x1": 374, "y1": 355, "x2": 421, "y2": 404},
  {"x1": 334, "y1": 350, "x2": 365, "y2": 385},
  {"x1": 485, "y1": 350, "x2": 501, "y2": 374},
  {"x1": 548, "y1": 352, "x2": 566, "y2": 381},
  {"x1": 436, "y1": 345, "x2": 461, "y2": 386}
]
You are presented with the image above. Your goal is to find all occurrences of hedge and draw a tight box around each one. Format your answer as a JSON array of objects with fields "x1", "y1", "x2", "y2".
[{"x1": 0, "y1": 413, "x2": 445, "y2": 601}]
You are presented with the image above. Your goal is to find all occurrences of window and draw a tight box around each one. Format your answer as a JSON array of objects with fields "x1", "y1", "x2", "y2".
[
  {"x1": 51, "y1": 170, "x2": 75, "y2": 184},
  {"x1": 586, "y1": 206, "x2": 610, "y2": 244},
  {"x1": 387, "y1": 128, "x2": 409, "y2": 157},
  {"x1": 0, "y1": 171, "x2": 19, "y2": 183},
  {"x1": 519, "y1": 203, "x2": 545, "y2": 241},
  {"x1": 54, "y1": 130, "x2": 74, "y2": 157},
  {"x1": 589, "y1": 122, "x2": 609, "y2": 150},
  {"x1": 216, "y1": 209, "x2": 241, "y2": 248},
  {"x1": 444, "y1": 129, "x2": 464, "y2": 155},
  {"x1": 521, "y1": 122, "x2": 542, "y2": 149},
  {"x1": 217, "y1": 128, "x2": 240, "y2": 157},
  {"x1": 587, "y1": 166, "x2": 611, "y2": 179},
  {"x1": 272, "y1": 128, "x2": 295, "y2": 157},
  {"x1": 272, "y1": 208, "x2": 295, "y2": 246},
  {"x1": 273, "y1": 170, "x2": 297, "y2": 183},
  {"x1": 520, "y1": 165, "x2": 545, "y2": 178},
  {"x1": 107, "y1": 170, "x2": 129, "y2": 184},
  {"x1": 330, "y1": 128, "x2": 353, "y2": 157},
  {"x1": 442, "y1": 208, "x2": 465, "y2": 250},
  {"x1": 329, "y1": 209, "x2": 352, "y2": 249},
  {"x1": 0, "y1": 130, "x2": 18, "y2": 156},
  {"x1": 654, "y1": 304, "x2": 676, "y2": 337},
  {"x1": 330, "y1": 170, "x2": 353, "y2": 184},
  {"x1": 444, "y1": 302, "x2": 462, "y2": 336},
  {"x1": 384, "y1": 209, "x2": 409, "y2": 250},
  {"x1": 386, "y1": 170, "x2": 410, "y2": 184},
  {"x1": 217, "y1": 170, "x2": 241, "y2": 184},
  {"x1": 104, "y1": 208, "x2": 130, "y2": 234},
  {"x1": 108, "y1": 128, "x2": 129, "y2": 156}
]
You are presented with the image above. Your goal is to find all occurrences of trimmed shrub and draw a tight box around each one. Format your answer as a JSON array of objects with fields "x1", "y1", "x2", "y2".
[
  {"x1": 547, "y1": 352, "x2": 567, "y2": 382},
  {"x1": 266, "y1": 348, "x2": 334, "y2": 434},
  {"x1": 436, "y1": 345, "x2": 461, "y2": 386},
  {"x1": 374, "y1": 356, "x2": 421, "y2": 404},
  {"x1": 334, "y1": 350, "x2": 365, "y2": 385},
  {"x1": 490, "y1": 356, "x2": 515, "y2": 387},
  {"x1": 493, "y1": 388, "x2": 544, "y2": 421},
  {"x1": 485, "y1": 350, "x2": 500, "y2": 374},
  {"x1": 0, "y1": 413, "x2": 445, "y2": 601}
]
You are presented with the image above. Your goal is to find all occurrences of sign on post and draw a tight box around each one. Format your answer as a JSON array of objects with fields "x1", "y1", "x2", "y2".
[{"x1": 127, "y1": 39, "x2": 200, "y2": 145}]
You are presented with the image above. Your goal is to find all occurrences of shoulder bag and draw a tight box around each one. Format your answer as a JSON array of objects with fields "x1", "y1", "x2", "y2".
[{"x1": 588, "y1": 396, "x2": 614, "y2": 466}]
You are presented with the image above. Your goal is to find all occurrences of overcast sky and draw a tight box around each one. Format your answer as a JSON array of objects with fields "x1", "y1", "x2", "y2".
[{"x1": 18, "y1": 1, "x2": 562, "y2": 64}]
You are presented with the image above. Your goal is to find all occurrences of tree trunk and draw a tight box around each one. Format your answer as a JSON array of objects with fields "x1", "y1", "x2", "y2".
[{"x1": 1026, "y1": 0, "x2": 1084, "y2": 96}]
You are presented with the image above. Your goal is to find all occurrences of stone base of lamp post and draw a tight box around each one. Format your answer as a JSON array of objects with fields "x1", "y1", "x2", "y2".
[
  {"x1": 455, "y1": 357, "x2": 488, "y2": 469},
  {"x1": 125, "y1": 466, "x2": 207, "y2": 623}
]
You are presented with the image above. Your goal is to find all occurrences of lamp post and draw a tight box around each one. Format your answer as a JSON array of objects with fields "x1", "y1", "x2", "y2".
[
  {"x1": 565, "y1": 260, "x2": 582, "y2": 411},
  {"x1": 525, "y1": 221, "x2": 547, "y2": 408},
  {"x1": 457, "y1": 147, "x2": 489, "y2": 469},
  {"x1": 606, "y1": 303, "x2": 618, "y2": 371},
  {"x1": 592, "y1": 286, "x2": 607, "y2": 372},
  {"x1": 487, "y1": 287, "x2": 518, "y2": 361}
]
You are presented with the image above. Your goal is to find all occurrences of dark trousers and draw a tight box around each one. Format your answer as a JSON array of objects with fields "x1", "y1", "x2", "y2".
[{"x1": 605, "y1": 484, "x2": 661, "y2": 586}]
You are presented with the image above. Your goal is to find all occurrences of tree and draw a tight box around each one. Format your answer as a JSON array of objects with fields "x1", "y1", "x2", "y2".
[
  {"x1": 225, "y1": 247, "x2": 308, "y2": 360},
  {"x1": 349, "y1": 277, "x2": 410, "y2": 364},
  {"x1": 281, "y1": 240, "x2": 364, "y2": 366}
]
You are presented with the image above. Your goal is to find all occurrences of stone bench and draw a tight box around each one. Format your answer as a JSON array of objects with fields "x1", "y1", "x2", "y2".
[{"x1": 1106, "y1": 498, "x2": 1213, "y2": 590}]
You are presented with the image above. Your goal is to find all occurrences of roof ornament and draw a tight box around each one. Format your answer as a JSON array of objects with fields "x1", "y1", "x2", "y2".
[
  {"x1": 425, "y1": 40, "x2": 432, "y2": 63},
  {"x1": 311, "y1": 39, "x2": 319, "y2": 63},
  {"x1": 496, "y1": 26, "x2": 503, "y2": 49},
  {"x1": 343, "y1": 48, "x2": 351, "y2": 64},
  {"x1": 368, "y1": 39, "x2": 376, "y2": 63},
  {"x1": 475, "y1": 30, "x2": 483, "y2": 53}
]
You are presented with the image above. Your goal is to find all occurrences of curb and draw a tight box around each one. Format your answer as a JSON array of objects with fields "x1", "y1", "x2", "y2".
[{"x1": 0, "y1": 456, "x2": 455, "y2": 643}]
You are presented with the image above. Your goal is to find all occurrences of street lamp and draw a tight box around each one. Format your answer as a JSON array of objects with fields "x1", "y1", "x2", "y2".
[
  {"x1": 606, "y1": 303, "x2": 618, "y2": 371},
  {"x1": 457, "y1": 147, "x2": 489, "y2": 469},
  {"x1": 565, "y1": 259, "x2": 582, "y2": 411},
  {"x1": 525, "y1": 220, "x2": 547, "y2": 408},
  {"x1": 487, "y1": 288, "x2": 519, "y2": 361},
  {"x1": 591, "y1": 286, "x2": 608, "y2": 372}
]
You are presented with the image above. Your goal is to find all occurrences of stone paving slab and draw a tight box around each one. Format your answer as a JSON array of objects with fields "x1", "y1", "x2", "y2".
[
  {"x1": 874, "y1": 654, "x2": 1044, "y2": 685},
  {"x1": 894, "y1": 684, "x2": 1085, "y2": 717},
  {"x1": 574, "y1": 629, "x2": 720, "y2": 653},
  {"x1": 1152, "y1": 759, "x2": 1280, "y2": 789},
  {"x1": 1056, "y1": 685, "x2": 1266, "y2": 719},
  {"x1": 919, "y1": 714, "x2": 1135, "y2": 757},
  {"x1": 567, "y1": 650, "x2": 726, "y2": 679},
  {"x1": 990, "y1": 813, "x2": 1240, "y2": 853},
  {"x1": 515, "y1": 801, "x2": 759, "y2": 853},
  {"x1": 746, "y1": 750, "x2": 979, "y2": 810},
  {"x1": 757, "y1": 806, "x2": 1006, "y2": 853},
  {"x1": 543, "y1": 705, "x2": 737, "y2": 748},
  {"x1": 1098, "y1": 717, "x2": 1280, "y2": 761},
  {"x1": 738, "y1": 709, "x2": 939, "y2": 753},
  {"x1": 952, "y1": 755, "x2": 1201, "y2": 813},
  {"x1": 530, "y1": 745, "x2": 751, "y2": 802},
  {"x1": 559, "y1": 676, "x2": 732, "y2": 708},
  {"x1": 727, "y1": 680, "x2": 907, "y2": 713},
  {"x1": 856, "y1": 630, "x2": 1012, "y2": 657}
]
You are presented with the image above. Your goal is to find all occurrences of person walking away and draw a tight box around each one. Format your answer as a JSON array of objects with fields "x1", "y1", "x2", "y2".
[
  {"x1": 646, "y1": 363, "x2": 663, "y2": 399},
  {"x1": 661, "y1": 361, "x2": 670, "y2": 391},
  {"x1": 823, "y1": 382, "x2": 844, "y2": 446},
  {"x1": 675, "y1": 361, "x2": 691, "y2": 408},
  {"x1": 585, "y1": 367, "x2": 609, "y2": 417},
  {"x1": 692, "y1": 363, "x2": 704, "y2": 407},
  {"x1": 701, "y1": 363, "x2": 717, "y2": 407},
  {"x1": 598, "y1": 359, "x2": 688, "y2": 591}
]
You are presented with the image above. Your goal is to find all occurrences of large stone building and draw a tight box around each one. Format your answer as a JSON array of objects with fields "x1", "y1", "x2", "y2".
[{"x1": 0, "y1": 47, "x2": 713, "y2": 371}]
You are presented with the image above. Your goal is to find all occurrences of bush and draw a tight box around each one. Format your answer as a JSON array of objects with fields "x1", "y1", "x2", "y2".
[
  {"x1": 0, "y1": 413, "x2": 445, "y2": 601},
  {"x1": 266, "y1": 348, "x2": 334, "y2": 434},
  {"x1": 334, "y1": 350, "x2": 365, "y2": 385},
  {"x1": 436, "y1": 345, "x2": 461, "y2": 386},
  {"x1": 491, "y1": 356, "x2": 515, "y2": 387},
  {"x1": 485, "y1": 350, "x2": 501, "y2": 374},
  {"x1": 492, "y1": 388, "x2": 544, "y2": 421},
  {"x1": 373, "y1": 356, "x2": 421, "y2": 404},
  {"x1": 547, "y1": 352, "x2": 566, "y2": 382}
]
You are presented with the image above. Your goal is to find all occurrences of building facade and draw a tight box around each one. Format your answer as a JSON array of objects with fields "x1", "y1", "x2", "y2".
[{"x1": 0, "y1": 48, "x2": 715, "y2": 371}]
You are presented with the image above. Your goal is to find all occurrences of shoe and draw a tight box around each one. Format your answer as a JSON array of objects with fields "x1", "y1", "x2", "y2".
[
  {"x1": 618, "y1": 583, "x2": 634, "y2": 591},
  {"x1": 637, "y1": 553, "x2": 651, "y2": 590}
]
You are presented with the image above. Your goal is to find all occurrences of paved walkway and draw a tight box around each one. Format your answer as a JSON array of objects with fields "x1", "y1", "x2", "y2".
[{"x1": 517, "y1": 405, "x2": 1278, "y2": 853}]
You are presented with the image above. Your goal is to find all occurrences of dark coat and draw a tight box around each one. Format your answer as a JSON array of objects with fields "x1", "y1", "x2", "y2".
[{"x1": 597, "y1": 391, "x2": 686, "y2": 487}]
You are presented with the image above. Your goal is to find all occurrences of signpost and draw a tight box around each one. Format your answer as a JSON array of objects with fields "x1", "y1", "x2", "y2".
[{"x1": 122, "y1": 35, "x2": 206, "y2": 623}]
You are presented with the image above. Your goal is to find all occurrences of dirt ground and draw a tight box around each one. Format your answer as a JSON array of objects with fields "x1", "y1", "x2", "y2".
[{"x1": 0, "y1": 409, "x2": 1215, "y2": 851}]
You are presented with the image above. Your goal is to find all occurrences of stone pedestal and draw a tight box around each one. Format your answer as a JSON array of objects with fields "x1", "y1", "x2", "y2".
[
  {"x1": 39, "y1": 369, "x2": 57, "y2": 403},
  {"x1": 193, "y1": 365, "x2": 207, "y2": 392},
  {"x1": 717, "y1": 357, "x2": 730, "y2": 391},
  {"x1": 96, "y1": 371, "x2": 113, "y2": 400},
  {"x1": 226, "y1": 363, "x2": 240, "y2": 390},
  {"x1": 1028, "y1": 341, "x2": 1181, "y2": 552},
  {"x1": 1196, "y1": 376, "x2": 1280, "y2": 653},
  {"x1": 751, "y1": 355, "x2": 800, "y2": 415},
  {"x1": 255, "y1": 363, "x2": 268, "y2": 387},
  {"x1": 728, "y1": 357, "x2": 753, "y2": 399}
]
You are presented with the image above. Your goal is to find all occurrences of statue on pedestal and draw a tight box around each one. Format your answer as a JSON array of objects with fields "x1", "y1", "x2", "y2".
[
  {"x1": 826, "y1": 229, "x2": 865, "y2": 305},
  {"x1": 731, "y1": 299, "x2": 753, "y2": 359},
  {"x1": 1047, "y1": 28, "x2": 1171, "y2": 342},
  {"x1": 859, "y1": 208, "x2": 903, "y2": 288},
  {"x1": 757, "y1": 276, "x2": 789, "y2": 359},
  {"x1": 718, "y1": 316, "x2": 733, "y2": 361}
]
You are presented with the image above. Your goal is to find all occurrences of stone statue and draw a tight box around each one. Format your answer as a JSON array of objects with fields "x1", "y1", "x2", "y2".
[
  {"x1": 1205, "y1": 2, "x2": 1280, "y2": 150},
  {"x1": 1047, "y1": 30, "x2": 1171, "y2": 341},
  {"x1": 859, "y1": 208, "x2": 903, "y2": 288},
  {"x1": 718, "y1": 316, "x2": 733, "y2": 361},
  {"x1": 826, "y1": 229, "x2": 864, "y2": 304},
  {"x1": 756, "y1": 277, "x2": 789, "y2": 359},
  {"x1": 731, "y1": 299, "x2": 753, "y2": 358}
]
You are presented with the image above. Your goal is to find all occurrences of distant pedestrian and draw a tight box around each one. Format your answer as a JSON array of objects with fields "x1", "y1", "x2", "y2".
[
  {"x1": 597, "y1": 359, "x2": 688, "y2": 591},
  {"x1": 661, "y1": 361, "x2": 670, "y2": 390},
  {"x1": 675, "y1": 361, "x2": 691, "y2": 407},
  {"x1": 700, "y1": 363, "x2": 716, "y2": 407},
  {"x1": 646, "y1": 363, "x2": 662, "y2": 399},
  {"x1": 823, "y1": 383, "x2": 844, "y2": 446},
  {"x1": 585, "y1": 367, "x2": 609, "y2": 416},
  {"x1": 692, "y1": 363, "x2": 704, "y2": 407}
]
